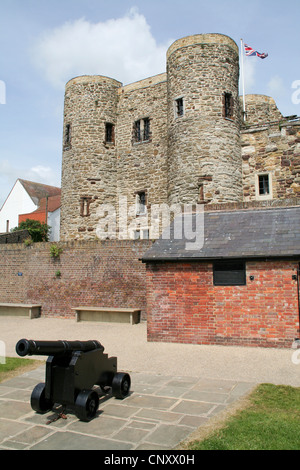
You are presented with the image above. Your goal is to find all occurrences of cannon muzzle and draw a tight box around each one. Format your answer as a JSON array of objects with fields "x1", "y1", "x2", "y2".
[{"x1": 16, "y1": 339, "x2": 104, "y2": 357}]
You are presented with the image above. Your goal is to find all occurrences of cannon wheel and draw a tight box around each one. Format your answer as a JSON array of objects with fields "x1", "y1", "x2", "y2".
[
  {"x1": 31, "y1": 383, "x2": 53, "y2": 414},
  {"x1": 75, "y1": 389, "x2": 99, "y2": 422},
  {"x1": 112, "y1": 372, "x2": 131, "y2": 399}
]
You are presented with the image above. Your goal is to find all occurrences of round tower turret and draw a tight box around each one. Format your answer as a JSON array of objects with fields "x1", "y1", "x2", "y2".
[
  {"x1": 167, "y1": 34, "x2": 243, "y2": 205},
  {"x1": 60, "y1": 75, "x2": 122, "y2": 240}
]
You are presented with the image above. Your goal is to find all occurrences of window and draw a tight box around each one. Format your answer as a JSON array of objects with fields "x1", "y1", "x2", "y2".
[
  {"x1": 175, "y1": 97, "x2": 184, "y2": 117},
  {"x1": 136, "y1": 191, "x2": 147, "y2": 215},
  {"x1": 133, "y1": 229, "x2": 149, "y2": 240},
  {"x1": 105, "y1": 123, "x2": 115, "y2": 144},
  {"x1": 198, "y1": 184, "x2": 204, "y2": 203},
  {"x1": 64, "y1": 124, "x2": 71, "y2": 147},
  {"x1": 213, "y1": 260, "x2": 246, "y2": 286},
  {"x1": 133, "y1": 118, "x2": 151, "y2": 143},
  {"x1": 223, "y1": 93, "x2": 234, "y2": 119},
  {"x1": 80, "y1": 197, "x2": 92, "y2": 217},
  {"x1": 258, "y1": 174, "x2": 270, "y2": 195},
  {"x1": 143, "y1": 118, "x2": 150, "y2": 141},
  {"x1": 256, "y1": 173, "x2": 272, "y2": 200}
]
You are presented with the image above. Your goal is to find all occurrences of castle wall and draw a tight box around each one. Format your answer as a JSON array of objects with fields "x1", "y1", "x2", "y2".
[
  {"x1": 242, "y1": 119, "x2": 300, "y2": 201},
  {"x1": 59, "y1": 35, "x2": 300, "y2": 243},
  {"x1": 116, "y1": 75, "x2": 169, "y2": 238},
  {"x1": 243, "y1": 95, "x2": 283, "y2": 125}
]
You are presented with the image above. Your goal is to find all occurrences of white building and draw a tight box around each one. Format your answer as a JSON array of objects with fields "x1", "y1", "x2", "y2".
[{"x1": 0, "y1": 179, "x2": 61, "y2": 241}]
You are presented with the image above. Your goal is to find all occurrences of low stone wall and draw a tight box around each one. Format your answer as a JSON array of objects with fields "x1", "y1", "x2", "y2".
[{"x1": 0, "y1": 230, "x2": 30, "y2": 244}]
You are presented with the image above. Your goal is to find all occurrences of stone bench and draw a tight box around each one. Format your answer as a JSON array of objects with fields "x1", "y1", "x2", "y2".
[
  {"x1": 72, "y1": 307, "x2": 141, "y2": 325},
  {"x1": 0, "y1": 303, "x2": 41, "y2": 319}
]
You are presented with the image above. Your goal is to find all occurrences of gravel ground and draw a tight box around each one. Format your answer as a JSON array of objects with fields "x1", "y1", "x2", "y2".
[{"x1": 1, "y1": 317, "x2": 299, "y2": 387}]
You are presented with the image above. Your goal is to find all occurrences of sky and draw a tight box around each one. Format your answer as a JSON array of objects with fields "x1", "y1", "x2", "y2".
[{"x1": 0, "y1": 0, "x2": 299, "y2": 208}]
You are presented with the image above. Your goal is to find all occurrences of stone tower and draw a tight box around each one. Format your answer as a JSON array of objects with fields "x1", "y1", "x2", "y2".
[
  {"x1": 167, "y1": 34, "x2": 243, "y2": 205},
  {"x1": 60, "y1": 34, "x2": 251, "y2": 241},
  {"x1": 60, "y1": 75, "x2": 121, "y2": 240}
]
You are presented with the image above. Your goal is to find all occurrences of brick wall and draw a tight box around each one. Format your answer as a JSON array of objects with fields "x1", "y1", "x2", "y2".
[
  {"x1": 146, "y1": 260, "x2": 300, "y2": 348},
  {"x1": 0, "y1": 240, "x2": 151, "y2": 319}
]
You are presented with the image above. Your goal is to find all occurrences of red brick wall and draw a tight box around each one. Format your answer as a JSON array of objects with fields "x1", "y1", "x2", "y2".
[
  {"x1": 0, "y1": 240, "x2": 151, "y2": 319},
  {"x1": 146, "y1": 260, "x2": 300, "y2": 348},
  {"x1": 19, "y1": 211, "x2": 47, "y2": 224}
]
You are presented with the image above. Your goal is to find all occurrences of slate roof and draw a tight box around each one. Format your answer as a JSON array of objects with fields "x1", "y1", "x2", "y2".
[
  {"x1": 142, "y1": 206, "x2": 300, "y2": 261},
  {"x1": 19, "y1": 179, "x2": 61, "y2": 205}
]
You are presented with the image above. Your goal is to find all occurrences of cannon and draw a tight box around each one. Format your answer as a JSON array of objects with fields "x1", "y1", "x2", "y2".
[{"x1": 16, "y1": 339, "x2": 131, "y2": 422}]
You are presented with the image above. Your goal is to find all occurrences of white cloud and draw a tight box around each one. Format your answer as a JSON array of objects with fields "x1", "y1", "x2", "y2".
[
  {"x1": 25, "y1": 165, "x2": 59, "y2": 186},
  {"x1": 32, "y1": 8, "x2": 173, "y2": 89},
  {"x1": 0, "y1": 160, "x2": 59, "y2": 192},
  {"x1": 267, "y1": 75, "x2": 285, "y2": 97}
]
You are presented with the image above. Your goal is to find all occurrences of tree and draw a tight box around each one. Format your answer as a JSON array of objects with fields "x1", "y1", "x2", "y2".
[{"x1": 12, "y1": 219, "x2": 50, "y2": 242}]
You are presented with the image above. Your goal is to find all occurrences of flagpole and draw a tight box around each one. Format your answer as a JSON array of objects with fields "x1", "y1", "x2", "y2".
[{"x1": 240, "y1": 38, "x2": 246, "y2": 121}]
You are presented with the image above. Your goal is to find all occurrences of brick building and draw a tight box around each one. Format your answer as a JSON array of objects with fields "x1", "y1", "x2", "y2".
[{"x1": 142, "y1": 207, "x2": 300, "y2": 348}]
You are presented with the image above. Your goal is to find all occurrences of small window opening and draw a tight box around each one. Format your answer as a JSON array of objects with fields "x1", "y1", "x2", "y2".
[
  {"x1": 143, "y1": 118, "x2": 150, "y2": 141},
  {"x1": 258, "y1": 174, "x2": 270, "y2": 195},
  {"x1": 198, "y1": 184, "x2": 204, "y2": 203},
  {"x1": 223, "y1": 93, "x2": 234, "y2": 119},
  {"x1": 105, "y1": 123, "x2": 115, "y2": 144},
  {"x1": 213, "y1": 260, "x2": 246, "y2": 286},
  {"x1": 65, "y1": 124, "x2": 71, "y2": 146},
  {"x1": 80, "y1": 197, "x2": 92, "y2": 217},
  {"x1": 134, "y1": 119, "x2": 150, "y2": 143},
  {"x1": 175, "y1": 98, "x2": 184, "y2": 117},
  {"x1": 136, "y1": 191, "x2": 147, "y2": 215},
  {"x1": 133, "y1": 229, "x2": 149, "y2": 240}
]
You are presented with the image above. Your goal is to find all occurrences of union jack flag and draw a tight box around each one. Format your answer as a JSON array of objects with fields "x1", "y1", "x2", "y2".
[{"x1": 244, "y1": 44, "x2": 268, "y2": 59}]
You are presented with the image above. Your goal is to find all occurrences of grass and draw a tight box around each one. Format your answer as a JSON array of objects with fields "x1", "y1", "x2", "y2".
[
  {"x1": 185, "y1": 384, "x2": 300, "y2": 450},
  {"x1": 0, "y1": 357, "x2": 41, "y2": 383}
]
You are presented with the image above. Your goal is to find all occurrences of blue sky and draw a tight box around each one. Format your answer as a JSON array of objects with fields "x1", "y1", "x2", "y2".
[{"x1": 0, "y1": 0, "x2": 299, "y2": 207}]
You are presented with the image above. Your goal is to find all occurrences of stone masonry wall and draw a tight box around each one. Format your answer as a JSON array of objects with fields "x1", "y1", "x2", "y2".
[
  {"x1": 0, "y1": 240, "x2": 151, "y2": 319},
  {"x1": 242, "y1": 120, "x2": 300, "y2": 200},
  {"x1": 116, "y1": 75, "x2": 169, "y2": 238},
  {"x1": 60, "y1": 76, "x2": 121, "y2": 241},
  {"x1": 167, "y1": 34, "x2": 243, "y2": 205}
]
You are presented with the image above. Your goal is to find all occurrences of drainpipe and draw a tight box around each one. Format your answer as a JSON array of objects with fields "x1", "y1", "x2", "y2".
[
  {"x1": 297, "y1": 264, "x2": 300, "y2": 338},
  {"x1": 45, "y1": 196, "x2": 48, "y2": 225}
]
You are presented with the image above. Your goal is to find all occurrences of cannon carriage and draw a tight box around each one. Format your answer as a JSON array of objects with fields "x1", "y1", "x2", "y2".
[{"x1": 16, "y1": 339, "x2": 131, "y2": 422}]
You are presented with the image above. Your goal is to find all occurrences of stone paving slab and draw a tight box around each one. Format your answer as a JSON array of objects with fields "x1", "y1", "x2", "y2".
[{"x1": 0, "y1": 366, "x2": 256, "y2": 450}]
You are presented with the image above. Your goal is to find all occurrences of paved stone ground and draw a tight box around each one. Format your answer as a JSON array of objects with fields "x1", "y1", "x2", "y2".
[
  {"x1": 0, "y1": 317, "x2": 299, "y2": 450},
  {"x1": 0, "y1": 366, "x2": 255, "y2": 450}
]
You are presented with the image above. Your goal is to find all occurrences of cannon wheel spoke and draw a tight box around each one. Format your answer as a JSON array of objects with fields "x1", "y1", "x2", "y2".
[
  {"x1": 75, "y1": 390, "x2": 99, "y2": 422},
  {"x1": 112, "y1": 372, "x2": 131, "y2": 399},
  {"x1": 31, "y1": 383, "x2": 53, "y2": 414}
]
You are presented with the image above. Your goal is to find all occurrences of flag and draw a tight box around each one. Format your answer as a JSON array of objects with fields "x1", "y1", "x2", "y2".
[{"x1": 244, "y1": 44, "x2": 268, "y2": 59}]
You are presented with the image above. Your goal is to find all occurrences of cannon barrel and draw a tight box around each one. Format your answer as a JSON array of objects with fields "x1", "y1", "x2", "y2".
[{"x1": 16, "y1": 339, "x2": 104, "y2": 357}]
